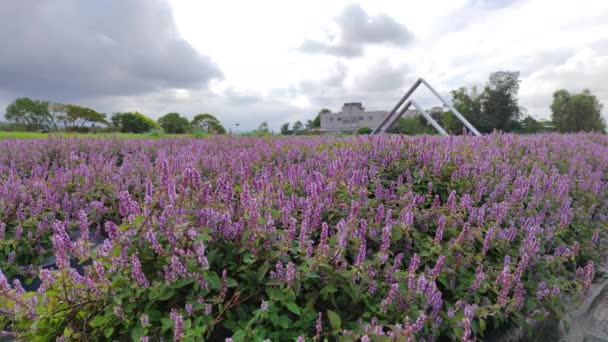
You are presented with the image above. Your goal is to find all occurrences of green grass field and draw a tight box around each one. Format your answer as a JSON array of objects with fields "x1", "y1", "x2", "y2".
[
  {"x1": 0, "y1": 131, "x2": 331, "y2": 140},
  {"x1": 0, "y1": 131, "x2": 204, "y2": 140}
]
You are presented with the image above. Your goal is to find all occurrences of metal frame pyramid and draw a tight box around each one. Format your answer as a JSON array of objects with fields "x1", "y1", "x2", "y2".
[{"x1": 372, "y1": 78, "x2": 481, "y2": 136}]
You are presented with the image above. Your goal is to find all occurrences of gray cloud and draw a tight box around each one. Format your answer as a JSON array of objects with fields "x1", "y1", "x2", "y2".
[
  {"x1": 299, "y1": 40, "x2": 363, "y2": 58},
  {"x1": 0, "y1": 0, "x2": 222, "y2": 101},
  {"x1": 222, "y1": 88, "x2": 262, "y2": 106},
  {"x1": 297, "y1": 62, "x2": 349, "y2": 92},
  {"x1": 298, "y1": 4, "x2": 413, "y2": 58},
  {"x1": 518, "y1": 47, "x2": 608, "y2": 119},
  {"x1": 292, "y1": 62, "x2": 413, "y2": 113},
  {"x1": 353, "y1": 61, "x2": 410, "y2": 92},
  {"x1": 434, "y1": 0, "x2": 524, "y2": 34}
]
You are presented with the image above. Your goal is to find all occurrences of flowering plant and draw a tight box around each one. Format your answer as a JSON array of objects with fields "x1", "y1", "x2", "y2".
[{"x1": 0, "y1": 133, "x2": 606, "y2": 341}]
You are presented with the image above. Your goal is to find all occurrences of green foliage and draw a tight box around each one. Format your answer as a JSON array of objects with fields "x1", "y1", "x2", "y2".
[
  {"x1": 451, "y1": 71, "x2": 522, "y2": 133},
  {"x1": 243, "y1": 122, "x2": 272, "y2": 136},
  {"x1": 388, "y1": 116, "x2": 437, "y2": 135},
  {"x1": 551, "y1": 89, "x2": 606, "y2": 133},
  {"x1": 191, "y1": 128, "x2": 213, "y2": 138},
  {"x1": 451, "y1": 86, "x2": 485, "y2": 132},
  {"x1": 357, "y1": 126, "x2": 372, "y2": 135},
  {"x1": 280, "y1": 123, "x2": 292, "y2": 135},
  {"x1": 191, "y1": 114, "x2": 226, "y2": 134},
  {"x1": 440, "y1": 111, "x2": 465, "y2": 134},
  {"x1": 57, "y1": 104, "x2": 107, "y2": 130},
  {"x1": 111, "y1": 112, "x2": 160, "y2": 133},
  {"x1": 482, "y1": 71, "x2": 522, "y2": 131},
  {"x1": 0, "y1": 122, "x2": 29, "y2": 132},
  {"x1": 146, "y1": 128, "x2": 164, "y2": 138},
  {"x1": 5, "y1": 97, "x2": 54, "y2": 131},
  {"x1": 517, "y1": 115, "x2": 547, "y2": 134},
  {"x1": 157, "y1": 113, "x2": 190, "y2": 134},
  {"x1": 1, "y1": 135, "x2": 605, "y2": 340},
  {"x1": 257, "y1": 122, "x2": 270, "y2": 134},
  {"x1": 292, "y1": 121, "x2": 304, "y2": 135}
]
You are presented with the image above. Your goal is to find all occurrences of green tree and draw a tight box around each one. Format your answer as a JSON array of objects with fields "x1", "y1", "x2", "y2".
[
  {"x1": 292, "y1": 121, "x2": 303, "y2": 135},
  {"x1": 388, "y1": 116, "x2": 436, "y2": 135},
  {"x1": 58, "y1": 104, "x2": 107, "y2": 130},
  {"x1": 481, "y1": 71, "x2": 522, "y2": 131},
  {"x1": 451, "y1": 71, "x2": 523, "y2": 133},
  {"x1": 256, "y1": 122, "x2": 269, "y2": 134},
  {"x1": 305, "y1": 120, "x2": 314, "y2": 131},
  {"x1": 280, "y1": 122, "x2": 291, "y2": 135},
  {"x1": 158, "y1": 112, "x2": 190, "y2": 134},
  {"x1": 358, "y1": 126, "x2": 372, "y2": 134},
  {"x1": 440, "y1": 111, "x2": 465, "y2": 134},
  {"x1": 551, "y1": 89, "x2": 606, "y2": 133},
  {"x1": 191, "y1": 114, "x2": 226, "y2": 134},
  {"x1": 5, "y1": 97, "x2": 55, "y2": 131},
  {"x1": 451, "y1": 86, "x2": 486, "y2": 132},
  {"x1": 517, "y1": 115, "x2": 545, "y2": 134},
  {"x1": 111, "y1": 112, "x2": 160, "y2": 133}
]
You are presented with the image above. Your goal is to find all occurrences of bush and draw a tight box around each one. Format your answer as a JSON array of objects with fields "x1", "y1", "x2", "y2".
[
  {"x1": 146, "y1": 128, "x2": 164, "y2": 138},
  {"x1": 158, "y1": 113, "x2": 190, "y2": 134},
  {"x1": 0, "y1": 134, "x2": 606, "y2": 341},
  {"x1": 388, "y1": 116, "x2": 437, "y2": 135},
  {"x1": 358, "y1": 126, "x2": 373, "y2": 135},
  {"x1": 111, "y1": 112, "x2": 160, "y2": 133},
  {"x1": 0, "y1": 122, "x2": 29, "y2": 132}
]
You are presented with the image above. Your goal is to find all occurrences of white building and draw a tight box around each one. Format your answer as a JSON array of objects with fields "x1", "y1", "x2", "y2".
[{"x1": 320, "y1": 103, "x2": 417, "y2": 133}]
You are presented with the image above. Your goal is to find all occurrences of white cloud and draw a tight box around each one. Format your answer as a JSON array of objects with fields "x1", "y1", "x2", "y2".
[
  {"x1": 521, "y1": 48, "x2": 608, "y2": 118},
  {"x1": 2, "y1": 0, "x2": 607, "y2": 130}
]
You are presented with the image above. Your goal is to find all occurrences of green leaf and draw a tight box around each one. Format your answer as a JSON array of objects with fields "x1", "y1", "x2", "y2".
[
  {"x1": 278, "y1": 315, "x2": 291, "y2": 329},
  {"x1": 305, "y1": 272, "x2": 321, "y2": 279},
  {"x1": 147, "y1": 309, "x2": 162, "y2": 321},
  {"x1": 231, "y1": 330, "x2": 247, "y2": 342},
  {"x1": 226, "y1": 277, "x2": 238, "y2": 287},
  {"x1": 90, "y1": 315, "x2": 106, "y2": 328},
  {"x1": 269, "y1": 312, "x2": 279, "y2": 326},
  {"x1": 161, "y1": 317, "x2": 174, "y2": 333},
  {"x1": 207, "y1": 272, "x2": 221, "y2": 290},
  {"x1": 326, "y1": 310, "x2": 341, "y2": 330},
  {"x1": 320, "y1": 285, "x2": 337, "y2": 297},
  {"x1": 257, "y1": 263, "x2": 270, "y2": 281},
  {"x1": 286, "y1": 302, "x2": 301, "y2": 315},
  {"x1": 158, "y1": 288, "x2": 176, "y2": 301},
  {"x1": 118, "y1": 223, "x2": 131, "y2": 231},
  {"x1": 479, "y1": 318, "x2": 486, "y2": 334},
  {"x1": 104, "y1": 327, "x2": 114, "y2": 338},
  {"x1": 131, "y1": 326, "x2": 146, "y2": 342}
]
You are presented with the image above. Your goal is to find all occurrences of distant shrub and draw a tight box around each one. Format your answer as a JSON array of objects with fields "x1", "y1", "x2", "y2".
[
  {"x1": 111, "y1": 112, "x2": 160, "y2": 133},
  {"x1": 1, "y1": 134, "x2": 606, "y2": 341},
  {"x1": 146, "y1": 128, "x2": 164, "y2": 138},
  {"x1": 358, "y1": 126, "x2": 373, "y2": 135},
  {"x1": 388, "y1": 116, "x2": 437, "y2": 135},
  {"x1": 0, "y1": 122, "x2": 29, "y2": 132},
  {"x1": 191, "y1": 128, "x2": 212, "y2": 138}
]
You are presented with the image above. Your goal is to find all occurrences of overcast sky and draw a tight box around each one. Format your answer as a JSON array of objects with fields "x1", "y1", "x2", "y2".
[{"x1": 1, "y1": 0, "x2": 607, "y2": 131}]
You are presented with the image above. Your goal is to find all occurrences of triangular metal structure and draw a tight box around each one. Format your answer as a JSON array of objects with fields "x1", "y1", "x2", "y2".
[{"x1": 372, "y1": 78, "x2": 481, "y2": 136}]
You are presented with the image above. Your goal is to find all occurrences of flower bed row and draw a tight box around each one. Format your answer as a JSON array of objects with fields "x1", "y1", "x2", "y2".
[{"x1": 0, "y1": 133, "x2": 607, "y2": 341}]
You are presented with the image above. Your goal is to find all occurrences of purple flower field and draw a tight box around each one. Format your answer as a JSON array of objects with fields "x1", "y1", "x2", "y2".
[{"x1": 0, "y1": 133, "x2": 607, "y2": 341}]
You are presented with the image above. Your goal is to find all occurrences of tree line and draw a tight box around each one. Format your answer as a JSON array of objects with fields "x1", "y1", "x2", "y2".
[
  {"x1": 3, "y1": 97, "x2": 226, "y2": 134},
  {"x1": 5, "y1": 73, "x2": 605, "y2": 136},
  {"x1": 389, "y1": 71, "x2": 606, "y2": 135},
  {"x1": 275, "y1": 71, "x2": 605, "y2": 136},
  {"x1": 279, "y1": 112, "x2": 322, "y2": 135}
]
